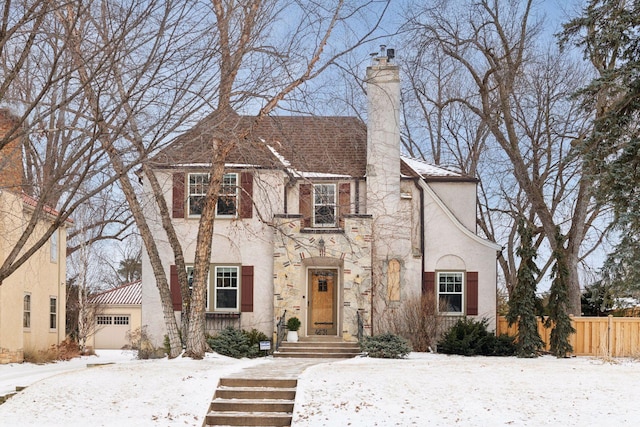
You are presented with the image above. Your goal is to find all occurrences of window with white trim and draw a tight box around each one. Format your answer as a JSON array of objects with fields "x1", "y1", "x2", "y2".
[
  {"x1": 216, "y1": 173, "x2": 238, "y2": 217},
  {"x1": 50, "y1": 231, "x2": 58, "y2": 263},
  {"x1": 313, "y1": 184, "x2": 336, "y2": 227},
  {"x1": 437, "y1": 272, "x2": 464, "y2": 314},
  {"x1": 188, "y1": 173, "x2": 238, "y2": 217},
  {"x1": 188, "y1": 173, "x2": 209, "y2": 216},
  {"x1": 187, "y1": 266, "x2": 209, "y2": 311},
  {"x1": 23, "y1": 294, "x2": 31, "y2": 328},
  {"x1": 49, "y1": 297, "x2": 57, "y2": 329},
  {"x1": 214, "y1": 266, "x2": 239, "y2": 311}
]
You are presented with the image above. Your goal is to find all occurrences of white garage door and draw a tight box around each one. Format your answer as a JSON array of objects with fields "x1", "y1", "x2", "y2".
[{"x1": 94, "y1": 315, "x2": 131, "y2": 349}]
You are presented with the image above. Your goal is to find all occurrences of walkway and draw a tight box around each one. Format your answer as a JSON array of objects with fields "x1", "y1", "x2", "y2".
[{"x1": 225, "y1": 357, "x2": 332, "y2": 379}]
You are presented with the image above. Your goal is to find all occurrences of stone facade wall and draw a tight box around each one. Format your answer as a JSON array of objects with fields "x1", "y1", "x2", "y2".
[
  {"x1": 0, "y1": 348, "x2": 23, "y2": 364},
  {"x1": 273, "y1": 214, "x2": 373, "y2": 341}
]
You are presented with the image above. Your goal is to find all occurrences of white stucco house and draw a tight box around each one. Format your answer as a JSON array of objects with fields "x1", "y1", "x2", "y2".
[{"x1": 140, "y1": 54, "x2": 501, "y2": 347}]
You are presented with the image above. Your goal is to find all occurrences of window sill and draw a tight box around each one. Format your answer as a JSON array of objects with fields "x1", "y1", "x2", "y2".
[
  {"x1": 205, "y1": 312, "x2": 240, "y2": 319},
  {"x1": 300, "y1": 228, "x2": 345, "y2": 234}
]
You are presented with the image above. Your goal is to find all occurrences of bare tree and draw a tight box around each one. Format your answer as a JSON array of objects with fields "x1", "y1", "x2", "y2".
[
  {"x1": 175, "y1": 0, "x2": 390, "y2": 358},
  {"x1": 400, "y1": 0, "x2": 605, "y2": 314},
  {"x1": 0, "y1": 2, "x2": 139, "y2": 284}
]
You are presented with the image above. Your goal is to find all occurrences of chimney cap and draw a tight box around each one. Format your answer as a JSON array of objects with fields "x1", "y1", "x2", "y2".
[{"x1": 370, "y1": 45, "x2": 396, "y2": 65}]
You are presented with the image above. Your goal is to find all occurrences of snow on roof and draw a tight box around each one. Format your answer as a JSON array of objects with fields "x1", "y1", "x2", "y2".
[
  {"x1": 297, "y1": 172, "x2": 352, "y2": 179},
  {"x1": 266, "y1": 144, "x2": 291, "y2": 168},
  {"x1": 90, "y1": 281, "x2": 142, "y2": 305},
  {"x1": 401, "y1": 155, "x2": 463, "y2": 178}
]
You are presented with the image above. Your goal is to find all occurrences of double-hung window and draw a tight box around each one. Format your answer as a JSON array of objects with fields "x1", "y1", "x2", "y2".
[
  {"x1": 23, "y1": 294, "x2": 31, "y2": 328},
  {"x1": 437, "y1": 272, "x2": 464, "y2": 314},
  {"x1": 217, "y1": 173, "x2": 238, "y2": 217},
  {"x1": 188, "y1": 173, "x2": 238, "y2": 217},
  {"x1": 187, "y1": 266, "x2": 209, "y2": 311},
  {"x1": 214, "y1": 266, "x2": 239, "y2": 311},
  {"x1": 50, "y1": 231, "x2": 58, "y2": 263},
  {"x1": 50, "y1": 297, "x2": 57, "y2": 329},
  {"x1": 313, "y1": 184, "x2": 336, "y2": 227},
  {"x1": 188, "y1": 173, "x2": 209, "y2": 216}
]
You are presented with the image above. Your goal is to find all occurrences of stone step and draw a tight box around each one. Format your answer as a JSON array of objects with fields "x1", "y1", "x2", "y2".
[
  {"x1": 219, "y1": 378, "x2": 297, "y2": 388},
  {"x1": 206, "y1": 411, "x2": 292, "y2": 426},
  {"x1": 273, "y1": 351, "x2": 357, "y2": 359},
  {"x1": 275, "y1": 339, "x2": 361, "y2": 359},
  {"x1": 277, "y1": 345, "x2": 359, "y2": 353},
  {"x1": 215, "y1": 387, "x2": 296, "y2": 400},
  {"x1": 210, "y1": 398, "x2": 294, "y2": 413}
]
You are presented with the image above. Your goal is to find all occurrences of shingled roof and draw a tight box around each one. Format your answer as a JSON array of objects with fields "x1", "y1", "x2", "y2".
[{"x1": 151, "y1": 111, "x2": 367, "y2": 178}]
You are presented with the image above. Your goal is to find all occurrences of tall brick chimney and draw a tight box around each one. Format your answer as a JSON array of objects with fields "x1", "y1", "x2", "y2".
[{"x1": 0, "y1": 109, "x2": 24, "y2": 193}]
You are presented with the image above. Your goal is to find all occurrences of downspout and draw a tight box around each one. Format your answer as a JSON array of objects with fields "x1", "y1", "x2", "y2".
[
  {"x1": 355, "y1": 178, "x2": 360, "y2": 214},
  {"x1": 416, "y1": 178, "x2": 425, "y2": 289},
  {"x1": 283, "y1": 176, "x2": 290, "y2": 213}
]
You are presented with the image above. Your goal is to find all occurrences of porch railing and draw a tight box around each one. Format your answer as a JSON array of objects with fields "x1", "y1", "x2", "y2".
[
  {"x1": 275, "y1": 310, "x2": 287, "y2": 351},
  {"x1": 357, "y1": 309, "x2": 364, "y2": 343}
]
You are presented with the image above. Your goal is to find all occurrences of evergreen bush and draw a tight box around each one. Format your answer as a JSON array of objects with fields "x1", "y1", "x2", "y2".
[
  {"x1": 206, "y1": 327, "x2": 267, "y2": 358},
  {"x1": 243, "y1": 328, "x2": 269, "y2": 347},
  {"x1": 360, "y1": 332, "x2": 411, "y2": 359},
  {"x1": 286, "y1": 317, "x2": 301, "y2": 331},
  {"x1": 437, "y1": 318, "x2": 515, "y2": 356}
]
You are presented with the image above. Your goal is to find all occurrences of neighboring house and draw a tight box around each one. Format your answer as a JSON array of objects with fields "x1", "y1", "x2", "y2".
[
  {"x1": 0, "y1": 109, "x2": 69, "y2": 364},
  {"x1": 88, "y1": 281, "x2": 142, "y2": 350},
  {"x1": 140, "y1": 54, "x2": 501, "y2": 347}
]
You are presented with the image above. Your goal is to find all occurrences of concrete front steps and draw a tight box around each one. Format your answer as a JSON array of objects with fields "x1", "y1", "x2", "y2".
[
  {"x1": 205, "y1": 378, "x2": 296, "y2": 426},
  {"x1": 274, "y1": 336, "x2": 361, "y2": 359}
]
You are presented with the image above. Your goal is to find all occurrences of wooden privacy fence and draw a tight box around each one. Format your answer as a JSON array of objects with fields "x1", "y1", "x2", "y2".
[{"x1": 497, "y1": 315, "x2": 640, "y2": 357}]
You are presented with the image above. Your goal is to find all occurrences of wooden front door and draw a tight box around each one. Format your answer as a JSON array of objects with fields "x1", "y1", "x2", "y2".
[{"x1": 308, "y1": 269, "x2": 338, "y2": 335}]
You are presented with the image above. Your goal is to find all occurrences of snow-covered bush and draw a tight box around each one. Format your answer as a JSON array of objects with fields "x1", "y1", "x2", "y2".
[{"x1": 360, "y1": 332, "x2": 412, "y2": 358}]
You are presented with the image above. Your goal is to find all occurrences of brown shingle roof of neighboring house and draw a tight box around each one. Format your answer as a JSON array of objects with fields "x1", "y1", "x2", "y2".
[
  {"x1": 90, "y1": 281, "x2": 142, "y2": 305},
  {"x1": 151, "y1": 112, "x2": 368, "y2": 178}
]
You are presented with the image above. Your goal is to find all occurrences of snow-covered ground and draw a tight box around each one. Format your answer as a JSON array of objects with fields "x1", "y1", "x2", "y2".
[{"x1": 1, "y1": 351, "x2": 639, "y2": 426}]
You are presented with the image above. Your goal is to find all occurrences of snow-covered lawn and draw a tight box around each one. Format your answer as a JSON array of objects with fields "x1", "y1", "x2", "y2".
[{"x1": 1, "y1": 351, "x2": 639, "y2": 426}]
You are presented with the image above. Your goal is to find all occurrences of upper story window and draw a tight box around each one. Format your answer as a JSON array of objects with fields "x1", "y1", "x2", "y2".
[
  {"x1": 313, "y1": 184, "x2": 336, "y2": 227},
  {"x1": 188, "y1": 173, "x2": 208, "y2": 216},
  {"x1": 217, "y1": 173, "x2": 238, "y2": 217},
  {"x1": 188, "y1": 173, "x2": 238, "y2": 218},
  {"x1": 50, "y1": 231, "x2": 58, "y2": 263},
  {"x1": 437, "y1": 272, "x2": 464, "y2": 314}
]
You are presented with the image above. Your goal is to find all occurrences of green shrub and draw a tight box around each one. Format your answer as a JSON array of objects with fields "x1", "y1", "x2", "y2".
[
  {"x1": 360, "y1": 332, "x2": 412, "y2": 359},
  {"x1": 437, "y1": 318, "x2": 515, "y2": 356},
  {"x1": 489, "y1": 334, "x2": 517, "y2": 356},
  {"x1": 286, "y1": 317, "x2": 301, "y2": 331},
  {"x1": 243, "y1": 328, "x2": 269, "y2": 347},
  {"x1": 206, "y1": 327, "x2": 267, "y2": 358}
]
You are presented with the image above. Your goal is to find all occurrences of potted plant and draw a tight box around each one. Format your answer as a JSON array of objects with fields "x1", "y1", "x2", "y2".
[{"x1": 286, "y1": 317, "x2": 301, "y2": 342}]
